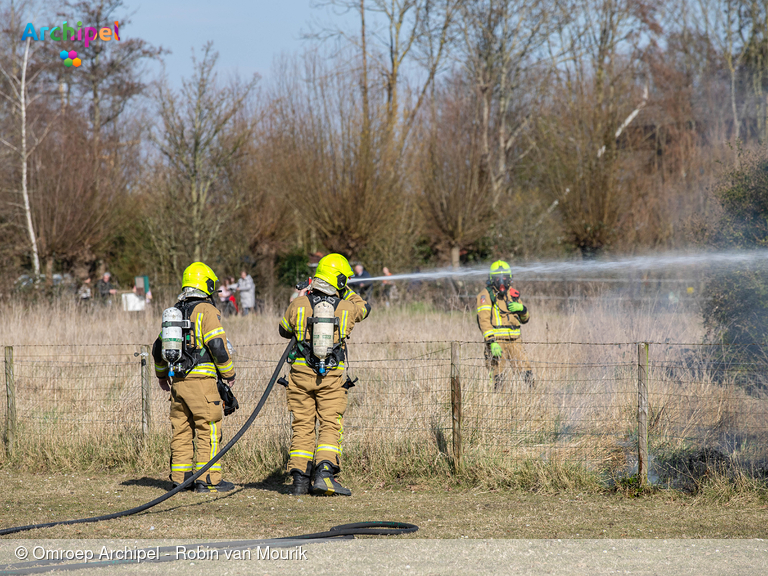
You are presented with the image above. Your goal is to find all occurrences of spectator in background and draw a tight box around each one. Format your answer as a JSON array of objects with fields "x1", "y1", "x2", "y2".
[
  {"x1": 381, "y1": 266, "x2": 398, "y2": 307},
  {"x1": 227, "y1": 277, "x2": 240, "y2": 315},
  {"x1": 96, "y1": 272, "x2": 117, "y2": 305},
  {"x1": 236, "y1": 270, "x2": 256, "y2": 315},
  {"x1": 77, "y1": 277, "x2": 92, "y2": 303},
  {"x1": 353, "y1": 264, "x2": 373, "y2": 300},
  {"x1": 218, "y1": 277, "x2": 238, "y2": 317},
  {"x1": 132, "y1": 282, "x2": 153, "y2": 306}
]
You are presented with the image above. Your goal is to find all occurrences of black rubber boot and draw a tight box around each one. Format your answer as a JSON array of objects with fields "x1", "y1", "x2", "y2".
[
  {"x1": 194, "y1": 474, "x2": 236, "y2": 493},
  {"x1": 311, "y1": 460, "x2": 351, "y2": 496},
  {"x1": 291, "y1": 471, "x2": 311, "y2": 496},
  {"x1": 290, "y1": 462, "x2": 313, "y2": 496},
  {"x1": 170, "y1": 471, "x2": 194, "y2": 491}
]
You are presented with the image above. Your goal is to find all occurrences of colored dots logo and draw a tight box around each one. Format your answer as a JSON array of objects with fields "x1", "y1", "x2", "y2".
[{"x1": 59, "y1": 49, "x2": 81, "y2": 68}]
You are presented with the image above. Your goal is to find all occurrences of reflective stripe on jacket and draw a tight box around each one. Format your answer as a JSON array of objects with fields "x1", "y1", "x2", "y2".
[{"x1": 476, "y1": 287, "x2": 528, "y2": 342}]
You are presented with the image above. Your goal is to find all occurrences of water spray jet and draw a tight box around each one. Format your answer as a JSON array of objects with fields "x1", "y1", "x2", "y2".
[{"x1": 346, "y1": 249, "x2": 768, "y2": 285}]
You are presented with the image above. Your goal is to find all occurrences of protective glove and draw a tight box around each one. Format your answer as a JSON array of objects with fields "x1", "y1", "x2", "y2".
[
  {"x1": 508, "y1": 301, "x2": 525, "y2": 314},
  {"x1": 158, "y1": 377, "x2": 170, "y2": 392},
  {"x1": 218, "y1": 379, "x2": 239, "y2": 416},
  {"x1": 490, "y1": 342, "x2": 503, "y2": 357}
]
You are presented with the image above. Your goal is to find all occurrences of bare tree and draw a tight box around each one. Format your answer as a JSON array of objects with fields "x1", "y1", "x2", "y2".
[
  {"x1": 271, "y1": 54, "x2": 405, "y2": 259},
  {"x1": 536, "y1": 0, "x2": 660, "y2": 256},
  {"x1": 697, "y1": 0, "x2": 747, "y2": 147},
  {"x1": 148, "y1": 43, "x2": 258, "y2": 269},
  {"x1": 312, "y1": 0, "x2": 456, "y2": 147},
  {"x1": 458, "y1": 0, "x2": 553, "y2": 204},
  {"x1": 225, "y1": 122, "x2": 294, "y2": 309},
  {"x1": 30, "y1": 114, "x2": 117, "y2": 276},
  {"x1": 61, "y1": 0, "x2": 165, "y2": 159},
  {"x1": 0, "y1": 0, "x2": 57, "y2": 278},
  {"x1": 418, "y1": 75, "x2": 496, "y2": 268}
]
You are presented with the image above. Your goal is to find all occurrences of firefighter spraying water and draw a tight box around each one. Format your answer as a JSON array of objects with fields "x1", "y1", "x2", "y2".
[{"x1": 476, "y1": 261, "x2": 533, "y2": 390}]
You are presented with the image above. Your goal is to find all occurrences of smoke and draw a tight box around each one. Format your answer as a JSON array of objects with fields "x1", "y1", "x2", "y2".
[{"x1": 346, "y1": 249, "x2": 768, "y2": 284}]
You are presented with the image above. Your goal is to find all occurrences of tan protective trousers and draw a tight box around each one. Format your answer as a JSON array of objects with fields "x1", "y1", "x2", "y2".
[
  {"x1": 169, "y1": 377, "x2": 224, "y2": 485},
  {"x1": 286, "y1": 366, "x2": 347, "y2": 474},
  {"x1": 485, "y1": 340, "x2": 531, "y2": 388}
]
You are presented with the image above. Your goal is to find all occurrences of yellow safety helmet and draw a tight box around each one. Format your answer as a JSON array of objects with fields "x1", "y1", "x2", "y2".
[
  {"x1": 182, "y1": 262, "x2": 218, "y2": 295},
  {"x1": 314, "y1": 254, "x2": 354, "y2": 290},
  {"x1": 489, "y1": 260, "x2": 512, "y2": 278},
  {"x1": 489, "y1": 260, "x2": 512, "y2": 294}
]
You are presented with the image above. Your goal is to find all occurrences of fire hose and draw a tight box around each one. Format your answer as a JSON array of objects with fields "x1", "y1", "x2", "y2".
[
  {"x1": 0, "y1": 336, "x2": 418, "y2": 543},
  {"x1": 0, "y1": 522, "x2": 419, "y2": 575}
]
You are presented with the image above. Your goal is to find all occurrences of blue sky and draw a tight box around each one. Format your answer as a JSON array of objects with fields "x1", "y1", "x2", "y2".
[{"x1": 125, "y1": 0, "x2": 356, "y2": 85}]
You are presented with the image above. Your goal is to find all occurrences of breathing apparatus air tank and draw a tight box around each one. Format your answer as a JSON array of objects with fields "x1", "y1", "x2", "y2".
[
  {"x1": 312, "y1": 299, "x2": 336, "y2": 375},
  {"x1": 161, "y1": 307, "x2": 183, "y2": 376}
]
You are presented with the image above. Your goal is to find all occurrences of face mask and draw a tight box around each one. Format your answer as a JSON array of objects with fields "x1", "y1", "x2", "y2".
[{"x1": 493, "y1": 277, "x2": 510, "y2": 293}]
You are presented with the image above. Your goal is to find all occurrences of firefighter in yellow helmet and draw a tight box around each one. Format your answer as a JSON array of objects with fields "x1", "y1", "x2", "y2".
[
  {"x1": 477, "y1": 260, "x2": 533, "y2": 390},
  {"x1": 152, "y1": 262, "x2": 237, "y2": 493},
  {"x1": 279, "y1": 254, "x2": 370, "y2": 496}
]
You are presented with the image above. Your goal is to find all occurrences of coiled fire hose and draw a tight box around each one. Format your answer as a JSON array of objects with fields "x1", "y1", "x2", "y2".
[{"x1": 0, "y1": 337, "x2": 418, "y2": 542}]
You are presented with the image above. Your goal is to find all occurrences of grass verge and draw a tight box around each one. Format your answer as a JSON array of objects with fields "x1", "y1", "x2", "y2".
[{"x1": 1, "y1": 471, "x2": 767, "y2": 540}]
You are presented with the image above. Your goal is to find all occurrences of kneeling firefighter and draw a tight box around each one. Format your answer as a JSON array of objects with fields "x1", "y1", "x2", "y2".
[
  {"x1": 279, "y1": 254, "x2": 370, "y2": 496},
  {"x1": 152, "y1": 262, "x2": 237, "y2": 493},
  {"x1": 477, "y1": 260, "x2": 533, "y2": 390}
]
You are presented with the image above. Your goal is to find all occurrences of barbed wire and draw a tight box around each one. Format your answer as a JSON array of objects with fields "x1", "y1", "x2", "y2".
[{"x1": 3, "y1": 339, "x2": 768, "y2": 348}]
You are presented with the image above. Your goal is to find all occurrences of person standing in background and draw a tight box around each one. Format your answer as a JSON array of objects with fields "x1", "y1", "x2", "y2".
[
  {"x1": 77, "y1": 277, "x2": 92, "y2": 301},
  {"x1": 353, "y1": 264, "x2": 373, "y2": 301},
  {"x1": 227, "y1": 277, "x2": 240, "y2": 315},
  {"x1": 381, "y1": 266, "x2": 398, "y2": 307},
  {"x1": 96, "y1": 272, "x2": 117, "y2": 305},
  {"x1": 236, "y1": 270, "x2": 256, "y2": 315},
  {"x1": 218, "y1": 280, "x2": 235, "y2": 317}
]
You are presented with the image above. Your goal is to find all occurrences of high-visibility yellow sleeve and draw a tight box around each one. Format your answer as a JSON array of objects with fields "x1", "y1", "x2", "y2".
[
  {"x1": 197, "y1": 303, "x2": 235, "y2": 379},
  {"x1": 343, "y1": 287, "x2": 370, "y2": 322}
]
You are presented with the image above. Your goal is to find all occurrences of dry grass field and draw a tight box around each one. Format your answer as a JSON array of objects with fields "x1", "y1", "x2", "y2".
[
  {"x1": 0, "y1": 295, "x2": 766, "y2": 542},
  {"x1": 0, "y1": 295, "x2": 765, "y2": 493}
]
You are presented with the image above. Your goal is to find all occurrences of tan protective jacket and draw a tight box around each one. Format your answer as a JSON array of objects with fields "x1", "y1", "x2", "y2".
[
  {"x1": 476, "y1": 287, "x2": 530, "y2": 343},
  {"x1": 280, "y1": 287, "x2": 369, "y2": 373},
  {"x1": 153, "y1": 301, "x2": 235, "y2": 381}
]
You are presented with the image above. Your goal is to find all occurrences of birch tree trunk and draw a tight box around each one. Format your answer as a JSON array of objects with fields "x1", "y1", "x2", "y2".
[{"x1": 19, "y1": 37, "x2": 41, "y2": 277}]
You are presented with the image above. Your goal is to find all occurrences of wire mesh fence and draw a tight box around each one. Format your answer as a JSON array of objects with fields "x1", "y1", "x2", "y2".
[
  {"x1": 645, "y1": 343, "x2": 768, "y2": 484},
  {"x1": 2, "y1": 341, "x2": 767, "y2": 484},
  {"x1": 458, "y1": 342, "x2": 636, "y2": 474}
]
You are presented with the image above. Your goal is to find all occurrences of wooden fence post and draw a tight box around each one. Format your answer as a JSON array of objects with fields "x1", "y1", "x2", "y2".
[
  {"x1": 637, "y1": 342, "x2": 649, "y2": 486},
  {"x1": 4, "y1": 346, "x2": 16, "y2": 458},
  {"x1": 140, "y1": 345, "x2": 151, "y2": 438},
  {"x1": 451, "y1": 342, "x2": 462, "y2": 471}
]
